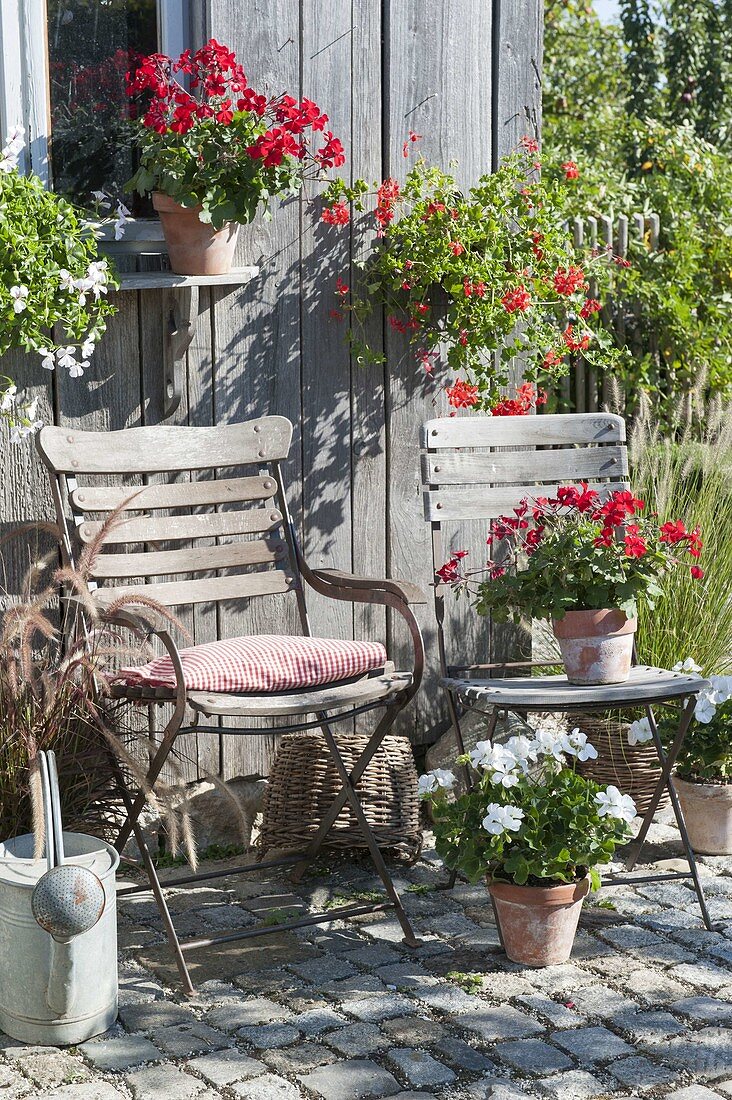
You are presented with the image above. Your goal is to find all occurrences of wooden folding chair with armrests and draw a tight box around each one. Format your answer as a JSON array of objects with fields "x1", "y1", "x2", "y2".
[
  {"x1": 421, "y1": 411, "x2": 713, "y2": 928},
  {"x1": 37, "y1": 416, "x2": 425, "y2": 995}
]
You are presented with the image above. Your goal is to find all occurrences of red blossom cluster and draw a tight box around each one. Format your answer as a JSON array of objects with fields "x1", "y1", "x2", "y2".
[
  {"x1": 402, "y1": 129, "x2": 423, "y2": 157},
  {"x1": 520, "y1": 135, "x2": 540, "y2": 154},
  {"x1": 563, "y1": 324, "x2": 591, "y2": 352},
  {"x1": 321, "y1": 199, "x2": 350, "y2": 225},
  {"x1": 446, "y1": 379, "x2": 480, "y2": 408},
  {"x1": 463, "y1": 278, "x2": 486, "y2": 298},
  {"x1": 490, "y1": 383, "x2": 547, "y2": 417},
  {"x1": 553, "y1": 265, "x2": 588, "y2": 296},
  {"x1": 438, "y1": 486, "x2": 704, "y2": 582},
  {"x1": 126, "y1": 39, "x2": 344, "y2": 170},
  {"x1": 501, "y1": 285, "x2": 532, "y2": 314},
  {"x1": 375, "y1": 178, "x2": 400, "y2": 226},
  {"x1": 561, "y1": 160, "x2": 580, "y2": 180},
  {"x1": 580, "y1": 297, "x2": 602, "y2": 319}
]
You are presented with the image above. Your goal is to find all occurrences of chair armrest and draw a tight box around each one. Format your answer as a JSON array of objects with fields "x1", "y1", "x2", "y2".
[{"x1": 312, "y1": 569, "x2": 427, "y2": 606}]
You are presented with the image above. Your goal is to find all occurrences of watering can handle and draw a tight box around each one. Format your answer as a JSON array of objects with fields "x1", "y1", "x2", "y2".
[
  {"x1": 37, "y1": 752, "x2": 55, "y2": 874},
  {"x1": 47, "y1": 751, "x2": 65, "y2": 867}
]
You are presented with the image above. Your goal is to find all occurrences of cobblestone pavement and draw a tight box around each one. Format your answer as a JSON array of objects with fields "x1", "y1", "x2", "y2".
[{"x1": 2, "y1": 813, "x2": 732, "y2": 1099}]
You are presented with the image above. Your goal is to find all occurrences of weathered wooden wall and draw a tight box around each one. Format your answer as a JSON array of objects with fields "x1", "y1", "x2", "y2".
[{"x1": 0, "y1": 0, "x2": 543, "y2": 781}]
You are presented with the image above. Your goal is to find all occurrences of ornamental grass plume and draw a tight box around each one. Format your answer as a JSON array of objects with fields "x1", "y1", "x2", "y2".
[
  {"x1": 630, "y1": 391, "x2": 732, "y2": 675},
  {"x1": 0, "y1": 506, "x2": 199, "y2": 867}
]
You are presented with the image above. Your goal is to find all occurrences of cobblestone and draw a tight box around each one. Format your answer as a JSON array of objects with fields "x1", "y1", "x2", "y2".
[
  {"x1": 188, "y1": 1048, "x2": 266, "y2": 1086},
  {"x1": 298, "y1": 1058, "x2": 401, "y2": 1099},
  {"x1": 495, "y1": 1037, "x2": 573, "y2": 1075},
  {"x1": 79, "y1": 1033, "x2": 163, "y2": 1071},
  {"x1": 552, "y1": 1025, "x2": 635, "y2": 1062},
  {"x1": 609, "y1": 1055, "x2": 679, "y2": 1090},
  {"x1": 535, "y1": 1069, "x2": 613, "y2": 1098},
  {"x1": 125, "y1": 1062, "x2": 204, "y2": 1099},
  {"x1": 384, "y1": 1047, "x2": 455, "y2": 1087}
]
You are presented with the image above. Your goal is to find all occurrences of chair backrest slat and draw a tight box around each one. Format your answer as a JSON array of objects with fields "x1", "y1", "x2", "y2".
[
  {"x1": 422, "y1": 412, "x2": 625, "y2": 450},
  {"x1": 37, "y1": 418, "x2": 292, "y2": 474},
  {"x1": 421, "y1": 445, "x2": 627, "y2": 486},
  {"x1": 424, "y1": 482, "x2": 622, "y2": 522},
  {"x1": 77, "y1": 507, "x2": 283, "y2": 546},
  {"x1": 70, "y1": 475, "x2": 276, "y2": 512},
  {"x1": 91, "y1": 538, "x2": 287, "y2": 579},
  {"x1": 93, "y1": 570, "x2": 296, "y2": 608}
]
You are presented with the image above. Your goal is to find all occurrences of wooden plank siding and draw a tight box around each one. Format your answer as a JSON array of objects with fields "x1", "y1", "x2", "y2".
[{"x1": 0, "y1": 0, "x2": 543, "y2": 778}]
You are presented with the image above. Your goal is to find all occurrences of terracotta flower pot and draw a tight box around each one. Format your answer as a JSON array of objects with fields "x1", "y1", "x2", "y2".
[
  {"x1": 552, "y1": 608, "x2": 637, "y2": 686},
  {"x1": 489, "y1": 876, "x2": 590, "y2": 967},
  {"x1": 674, "y1": 775, "x2": 732, "y2": 855},
  {"x1": 152, "y1": 192, "x2": 239, "y2": 275}
]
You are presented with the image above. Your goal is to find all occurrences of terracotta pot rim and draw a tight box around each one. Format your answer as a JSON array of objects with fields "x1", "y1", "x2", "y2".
[
  {"x1": 488, "y1": 876, "x2": 591, "y2": 904},
  {"x1": 552, "y1": 608, "x2": 637, "y2": 639},
  {"x1": 152, "y1": 190, "x2": 204, "y2": 215},
  {"x1": 674, "y1": 774, "x2": 732, "y2": 795}
]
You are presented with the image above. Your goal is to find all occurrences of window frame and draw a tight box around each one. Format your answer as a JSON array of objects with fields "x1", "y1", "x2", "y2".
[{"x1": 0, "y1": 0, "x2": 189, "y2": 186}]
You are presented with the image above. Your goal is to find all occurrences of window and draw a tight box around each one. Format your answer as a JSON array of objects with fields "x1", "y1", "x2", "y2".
[{"x1": 0, "y1": 0, "x2": 188, "y2": 205}]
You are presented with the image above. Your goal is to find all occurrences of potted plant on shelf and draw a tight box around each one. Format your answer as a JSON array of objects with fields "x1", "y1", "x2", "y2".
[
  {"x1": 319, "y1": 138, "x2": 628, "y2": 413},
  {"x1": 125, "y1": 39, "x2": 345, "y2": 275},
  {"x1": 439, "y1": 484, "x2": 704, "y2": 685},
  {"x1": 630, "y1": 668, "x2": 732, "y2": 854},
  {"x1": 0, "y1": 127, "x2": 117, "y2": 440},
  {"x1": 419, "y1": 727, "x2": 635, "y2": 966}
]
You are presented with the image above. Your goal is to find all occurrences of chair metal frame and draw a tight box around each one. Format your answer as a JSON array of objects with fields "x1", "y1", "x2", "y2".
[
  {"x1": 421, "y1": 411, "x2": 713, "y2": 929},
  {"x1": 38, "y1": 416, "x2": 426, "y2": 995}
]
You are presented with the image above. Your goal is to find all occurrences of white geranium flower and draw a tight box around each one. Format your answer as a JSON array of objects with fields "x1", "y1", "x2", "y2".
[
  {"x1": 67, "y1": 358, "x2": 88, "y2": 379},
  {"x1": 58, "y1": 269, "x2": 76, "y2": 292},
  {"x1": 39, "y1": 347, "x2": 56, "y2": 371},
  {"x1": 673, "y1": 658, "x2": 703, "y2": 675},
  {"x1": 595, "y1": 784, "x2": 637, "y2": 824},
  {"x1": 482, "y1": 803, "x2": 524, "y2": 836},
  {"x1": 85, "y1": 259, "x2": 110, "y2": 297},
  {"x1": 81, "y1": 336, "x2": 96, "y2": 359},
  {"x1": 10, "y1": 285, "x2": 28, "y2": 313},
  {"x1": 469, "y1": 740, "x2": 495, "y2": 770},
  {"x1": 627, "y1": 717, "x2": 654, "y2": 746},
  {"x1": 417, "y1": 769, "x2": 456, "y2": 797},
  {"x1": 91, "y1": 189, "x2": 111, "y2": 210},
  {"x1": 0, "y1": 125, "x2": 24, "y2": 172},
  {"x1": 533, "y1": 728, "x2": 567, "y2": 763},
  {"x1": 503, "y1": 735, "x2": 538, "y2": 773},
  {"x1": 709, "y1": 676, "x2": 732, "y2": 706},
  {"x1": 565, "y1": 728, "x2": 599, "y2": 762},
  {"x1": 695, "y1": 690, "x2": 717, "y2": 725}
]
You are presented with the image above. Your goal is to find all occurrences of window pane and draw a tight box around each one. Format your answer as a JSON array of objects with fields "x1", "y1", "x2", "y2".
[{"x1": 47, "y1": 0, "x2": 158, "y2": 208}]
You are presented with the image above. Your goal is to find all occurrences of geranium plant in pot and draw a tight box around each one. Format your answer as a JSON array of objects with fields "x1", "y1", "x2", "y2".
[
  {"x1": 0, "y1": 127, "x2": 117, "y2": 439},
  {"x1": 419, "y1": 728, "x2": 635, "y2": 966},
  {"x1": 319, "y1": 138, "x2": 628, "y2": 413},
  {"x1": 631, "y1": 666, "x2": 732, "y2": 855},
  {"x1": 125, "y1": 39, "x2": 345, "y2": 275},
  {"x1": 439, "y1": 484, "x2": 704, "y2": 685}
]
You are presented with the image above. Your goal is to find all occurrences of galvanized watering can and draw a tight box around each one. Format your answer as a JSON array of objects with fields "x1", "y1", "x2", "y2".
[{"x1": 0, "y1": 751, "x2": 119, "y2": 1045}]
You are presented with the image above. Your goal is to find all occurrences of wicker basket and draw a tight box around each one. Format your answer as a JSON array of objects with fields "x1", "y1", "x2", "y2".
[
  {"x1": 574, "y1": 714, "x2": 670, "y2": 816},
  {"x1": 258, "y1": 731, "x2": 422, "y2": 860}
]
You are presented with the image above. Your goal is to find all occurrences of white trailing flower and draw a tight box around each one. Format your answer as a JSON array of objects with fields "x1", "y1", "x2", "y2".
[
  {"x1": 695, "y1": 693, "x2": 717, "y2": 724},
  {"x1": 709, "y1": 675, "x2": 732, "y2": 705},
  {"x1": 595, "y1": 784, "x2": 637, "y2": 824},
  {"x1": 469, "y1": 740, "x2": 495, "y2": 770},
  {"x1": 627, "y1": 716, "x2": 654, "y2": 746},
  {"x1": 81, "y1": 335, "x2": 97, "y2": 359},
  {"x1": 114, "y1": 201, "x2": 131, "y2": 241},
  {"x1": 0, "y1": 126, "x2": 24, "y2": 172},
  {"x1": 91, "y1": 189, "x2": 112, "y2": 210},
  {"x1": 39, "y1": 347, "x2": 56, "y2": 371},
  {"x1": 482, "y1": 803, "x2": 524, "y2": 836},
  {"x1": 502, "y1": 735, "x2": 539, "y2": 773},
  {"x1": 488, "y1": 747, "x2": 521, "y2": 789},
  {"x1": 565, "y1": 728, "x2": 599, "y2": 762},
  {"x1": 417, "y1": 768, "x2": 456, "y2": 797},
  {"x1": 673, "y1": 658, "x2": 703, "y2": 675},
  {"x1": 58, "y1": 269, "x2": 76, "y2": 292},
  {"x1": 84, "y1": 259, "x2": 110, "y2": 298},
  {"x1": 10, "y1": 285, "x2": 28, "y2": 313},
  {"x1": 533, "y1": 727, "x2": 567, "y2": 763},
  {"x1": 0, "y1": 384, "x2": 17, "y2": 412}
]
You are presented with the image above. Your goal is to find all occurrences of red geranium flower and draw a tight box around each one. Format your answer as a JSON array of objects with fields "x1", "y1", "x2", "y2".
[
  {"x1": 501, "y1": 285, "x2": 532, "y2": 314},
  {"x1": 553, "y1": 265, "x2": 588, "y2": 296},
  {"x1": 322, "y1": 200, "x2": 350, "y2": 225},
  {"x1": 561, "y1": 160, "x2": 580, "y2": 180},
  {"x1": 580, "y1": 298, "x2": 602, "y2": 319},
  {"x1": 447, "y1": 379, "x2": 480, "y2": 408}
]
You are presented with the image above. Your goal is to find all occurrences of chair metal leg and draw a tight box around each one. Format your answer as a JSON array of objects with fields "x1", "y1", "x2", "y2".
[
  {"x1": 625, "y1": 695, "x2": 695, "y2": 872},
  {"x1": 317, "y1": 715, "x2": 422, "y2": 948},
  {"x1": 289, "y1": 706, "x2": 399, "y2": 884},
  {"x1": 632, "y1": 703, "x2": 713, "y2": 931},
  {"x1": 115, "y1": 702, "x2": 186, "y2": 854}
]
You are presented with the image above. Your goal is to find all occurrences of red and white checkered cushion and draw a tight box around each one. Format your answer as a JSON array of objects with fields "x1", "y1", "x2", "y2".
[{"x1": 114, "y1": 635, "x2": 388, "y2": 694}]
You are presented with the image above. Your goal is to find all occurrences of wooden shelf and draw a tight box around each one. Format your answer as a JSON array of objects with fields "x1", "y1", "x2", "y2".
[{"x1": 116, "y1": 267, "x2": 259, "y2": 291}]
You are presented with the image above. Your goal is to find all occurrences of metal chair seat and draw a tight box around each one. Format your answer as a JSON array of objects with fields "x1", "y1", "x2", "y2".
[
  {"x1": 443, "y1": 666, "x2": 706, "y2": 710},
  {"x1": 187, "y1": 668, "x2": 413, "y2": 718}
]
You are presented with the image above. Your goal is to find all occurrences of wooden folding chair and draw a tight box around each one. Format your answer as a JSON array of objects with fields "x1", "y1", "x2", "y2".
[
  {"x1": 37, "y1": 416, "x2": 425, "y2": 994},
  {"x1": 421, "y1": 412, "x2": 713, "y2": 928}
]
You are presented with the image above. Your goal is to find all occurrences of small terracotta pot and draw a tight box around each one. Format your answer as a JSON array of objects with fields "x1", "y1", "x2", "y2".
[
  {"x1": 489, "y1": 876, "x2": 590, "y2": 967},
  {"x1": 674, "y1": 775, "x2": 732, "y2": 855},
  {"x1": 552, "y1": 608, "x2": 637, "y2": 686},
  {"x1": 152, "y1": 191, "x2": 239, "y2": 275}
]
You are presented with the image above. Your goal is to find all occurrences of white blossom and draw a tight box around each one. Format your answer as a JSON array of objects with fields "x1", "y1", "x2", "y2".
[
  {"x1": 67, "y1": 358, "x2": 88, "y2": 379},
  {"x1": 469, "y1": 740, "x2": 495, "y2": 770},
  {"x1": 565, "y1": 728, "x2": 599, "y2": 762},
  {"x1": 695, "y1": 691, "x2": 718, "y2": 725},
  {"x1": 58, "y1": 269, "x2": 76, "y2": 292},
  {"x1": 595, "y1": 784, "x2": 637, "y2": 824},
  {"x1": 10, "y1": 285, "x2": 28, "y2": 313},
  {"x1": 709, "y1": 675, "x2": 732, "y2": 706},
  {"x1": 114, "y1": 201, "x2": 131, "y2": 241},
  {"x1": 84, "y1": 259, "x2": 110, "y2": 298},
  {"x1": 627, "y1": 716, "x2": 654, "y2": 746},
  {"x1": 482, "y1": 803, "x2": 524, "y2": 836},
  {"x1": 503, "y1": 735, "x2": 539, "y2": 772},
  {"x1": 91, "y1": 189, "x2": 111, "y2": 210},
  {"x1": 673, "y1": 658, "x2": 703, "y2": 675},
  {"x1": 417, "y1": 768, "x2": 456, "y2": 797},
  {"x1": 533, "y1": 728, "x2": 568, "y2": 763},
  {"x1": 39, "y1": 347, "x2": 56, "y2": 371},
  {"x1": 80, "y1": 336, "x2": 97, "y2": 359},
  {"x1": 0, "y1": 125, "x2": 24, "y2": 172},
  {"x1": 0, "y1": 384, "x2": 17, "y2": 412}
]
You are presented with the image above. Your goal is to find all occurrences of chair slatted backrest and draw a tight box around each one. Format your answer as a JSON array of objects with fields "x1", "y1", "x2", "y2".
[
  {"x1": 421, "y1": 412, "x2": 630, "y2": 663},
  {"x1": 37, "y1": 417, "x2": 302, "y2": 612}
]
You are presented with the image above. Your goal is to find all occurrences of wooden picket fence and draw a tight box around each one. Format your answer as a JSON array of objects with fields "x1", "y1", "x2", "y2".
[{"x1": 557, "y1": 212, "x2": 661, "y2": 414}]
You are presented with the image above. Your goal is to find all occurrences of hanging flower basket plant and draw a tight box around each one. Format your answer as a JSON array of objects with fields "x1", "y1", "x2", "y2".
[
  {"x1": 419, "y1": 726, "x2": 635, "y2": 966},
  {"x1": 319, "y1": 137, "x2": 630, "y2": 413},
  {"x1": 439, "y1": 484, "x2": 704, "y2": 685},
  {"x1": 0, "y1": 128, "x2": 117, "y2": 440},
  {"x1": 125, "y1": 39, "x2": 345, "y2": 274}
]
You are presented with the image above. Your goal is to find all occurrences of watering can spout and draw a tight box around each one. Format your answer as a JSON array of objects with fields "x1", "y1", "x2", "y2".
[{"x1": 46, "y1": 940, "x2": 76, "y2": 1017}]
